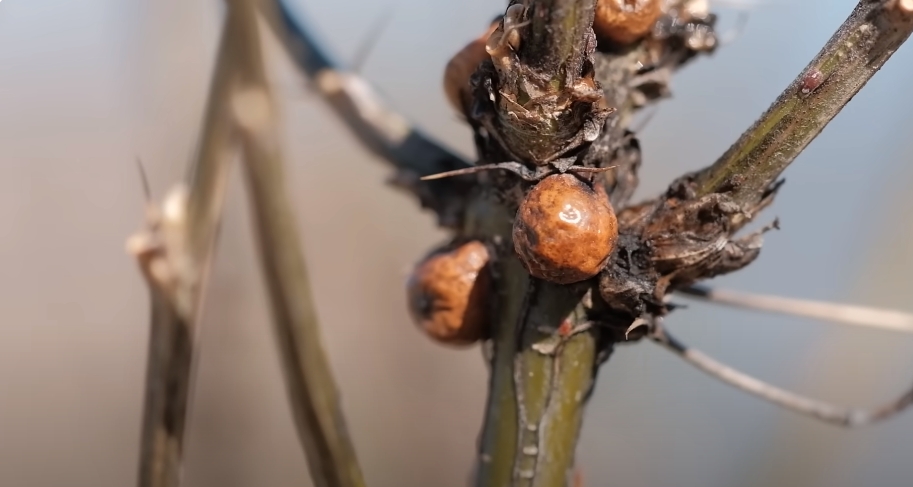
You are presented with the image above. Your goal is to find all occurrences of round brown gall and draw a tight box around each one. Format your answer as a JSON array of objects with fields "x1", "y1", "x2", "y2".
[
  {"x1": 406, "y1": 240, "x2": 492, "y2": 346},
  {"x1": 443, "y1": 22, "x2": 500, "y2": 115},
  {"x1": 593, "y1": 0, "x2": 663, "y2": 45},
  {"x1": 513, "y1": 174, "x2": 618, "y2": 284}
]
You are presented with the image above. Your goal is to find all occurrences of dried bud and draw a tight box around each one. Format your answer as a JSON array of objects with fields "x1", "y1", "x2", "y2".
[
  {"x1": 594, "y1": 0, "x2": 662, "y2": 45},
  {"x1": 443, "y1": 21, "x2": 500, "y2": 115},
  {"x1": 407, "y1": 240, "x2": 492, "y2": 346},
  {"x1": 513, "y1": 174, "x2": 619, "y2": 284}
]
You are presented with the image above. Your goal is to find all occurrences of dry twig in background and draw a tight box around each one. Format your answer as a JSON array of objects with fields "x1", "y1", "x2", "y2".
[
  {"x1": 231, "y1": 1, "x2": 366, "y2": 486},
  {"x1": 650, "y1": 317, "x2": 913, "y2": 427},
  {"x1": 677, "y1": 285, "x2": 913, "y2": 334},
  {"x1": 258, "y1": 0, "x2": 474, "y2": 228},
  {"x1": 126, "y1": 10, "x2": 238, "y2": 487},
  {"x1": 128, "y1": 1, "x2": 364, "y2": 487}
]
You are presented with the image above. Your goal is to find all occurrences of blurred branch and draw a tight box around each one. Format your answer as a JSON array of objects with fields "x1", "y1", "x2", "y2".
[
  {"x1": 230, "y1": 1, "x2": 366, "y2": 486},
  {"x1": 693, "y1": 0, "x2": 913, "y2": 207},
  {"x1": 127, "y1": 10, "x2": 238, "y2": 487},
  {"x1": 651, "y1": 318, "x2": 913, "y2": 427},
  {"x1": 258, "y1": 0, "x2": 474, "y2": 228},
  {"x1": 677, "y1": 285, "x2": 913, "y2": 334}
]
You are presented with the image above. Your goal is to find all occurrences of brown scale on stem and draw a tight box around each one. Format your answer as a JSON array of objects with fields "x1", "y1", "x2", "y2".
[
  {"x1": 407, "y1": 240, "x2": 493, "y2": 346},
  {"x1": 513, "y1": 173, "x2": 619, "y2": 284}
]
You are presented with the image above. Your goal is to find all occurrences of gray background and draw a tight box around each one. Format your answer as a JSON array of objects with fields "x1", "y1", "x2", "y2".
[{"x1": 0, "y1": 0, "x2": 911, "y2": 486}]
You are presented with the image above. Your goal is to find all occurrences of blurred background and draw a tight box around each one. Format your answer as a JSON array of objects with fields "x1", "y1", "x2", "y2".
[{"x1": 0, "y1": 0, "x2": 912, "y2": 486}]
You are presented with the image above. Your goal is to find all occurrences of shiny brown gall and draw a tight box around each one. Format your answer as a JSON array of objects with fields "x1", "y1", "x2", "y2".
[
  {"x1": 406, "y1": 240, "x2": 491, "y2": 346},
  {"x1": 593, "y1": 0, "x2": 662, "y2": 45},
  {"x1": 513, "y1": 174, "x2": 618, "y2": 284}
]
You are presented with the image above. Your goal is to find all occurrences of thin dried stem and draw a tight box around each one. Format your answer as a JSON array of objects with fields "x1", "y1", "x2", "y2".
[
  {"x1": 677, "y1": 285, "x2": 913, "y2": 334},
  {"x1": 651, "y1": 318, "x2": 913, "y2": 427},
  {"x1": 258, "y1": 0, "x2": 473, "y2": 228},
  {"x1": 128, "y1": 11, "x2": 239, "y2": 487},
  {"x1": 230, "y1": 1, "x2": 366, "y2": 486},
  {"x1": 695, "y1": 0, "x2": 913, "y2": 207}
]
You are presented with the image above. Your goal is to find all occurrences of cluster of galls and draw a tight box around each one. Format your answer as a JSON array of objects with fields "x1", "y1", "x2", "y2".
[
  {"x1": 407, "y1": 172, "x2": 619, "y2": 346},
  {"x1": 409, "y1": 0, "x2": 738, "y2": 346}
]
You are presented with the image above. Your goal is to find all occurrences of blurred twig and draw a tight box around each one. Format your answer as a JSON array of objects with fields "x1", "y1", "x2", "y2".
[
  {"x1": 129, "y1": 2, "x2": 367, "y2": 486},
  {"x1": 651, "y1": 318, "x2": 913, "y2": 427},
  {"x1": 677, "y1": 285, "x2": 913, "y2": 334},
  {"x1": 230, "y1": 1, "x2": 367, "y2": 486},
  {"x1": 127, "y1": 9, "x2": 238, "y2": 487},
  {"x1": 258, "y1": 0, "x2": 474, "y2": 228},
  {"x1": 695, "y1": 0, "x2": 913, "y2": 208}
]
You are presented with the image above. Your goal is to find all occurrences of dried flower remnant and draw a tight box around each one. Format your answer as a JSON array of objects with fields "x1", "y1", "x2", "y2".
[
  {"x1": 406, "y1": 240, "x2": 492, "y2": 346},
  {"x1": 594, "y1": 0, "x2": 663, "y2": 45},
  {"x1": 513, "y1": 174, "x2": 619, "y2": 284}
]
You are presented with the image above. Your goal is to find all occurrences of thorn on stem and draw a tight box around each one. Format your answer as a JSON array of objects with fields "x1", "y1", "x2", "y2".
[{"x1": 136, "y1": 157, "x2": 152, "y2": 204}]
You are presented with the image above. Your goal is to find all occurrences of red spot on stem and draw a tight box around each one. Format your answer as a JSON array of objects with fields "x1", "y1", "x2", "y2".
[{"x1": 800, "y1": 69, "x2": 824, "y2": 95}]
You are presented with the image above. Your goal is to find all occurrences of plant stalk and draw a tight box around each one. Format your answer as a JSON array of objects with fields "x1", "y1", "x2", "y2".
[
  {"x1": 133, "y1": 10, "x2": 238, "y2": 487},
  {"x1": 695, "y1": 0, "x2": 913, "y2": 206},
  {"x1": 230, "y1": 1, "x2": 367, "y2": 486}
]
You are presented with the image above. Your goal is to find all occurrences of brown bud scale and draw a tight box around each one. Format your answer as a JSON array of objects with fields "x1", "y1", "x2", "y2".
[
  {"x1": 513, "y1": 174, "x2": 619, "y2": 284},
  {"x1": 406, "y1": 240, "x2": 491, "y2": 346}
]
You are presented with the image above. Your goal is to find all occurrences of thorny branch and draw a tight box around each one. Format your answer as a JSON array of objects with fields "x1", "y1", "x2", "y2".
[
  {"x1": 127, "y1": 10, "x2": 238, "y2": 487},
  {"x1": 129, "y1": 2, "x2": 365, "y2": 487}
]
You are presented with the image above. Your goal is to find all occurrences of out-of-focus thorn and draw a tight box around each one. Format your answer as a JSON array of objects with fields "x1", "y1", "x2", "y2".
[{"x1": 352, "y1": 7, "x2": 396, "y2": 74}]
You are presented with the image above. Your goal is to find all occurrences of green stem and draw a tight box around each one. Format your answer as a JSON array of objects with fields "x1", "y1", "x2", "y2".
[
  {"x1": 469, "y1": 197, "x2": 597, "y2": 487},
  {"x1": 696, "y1": 0, "x2": 913, "y2": 206}
]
